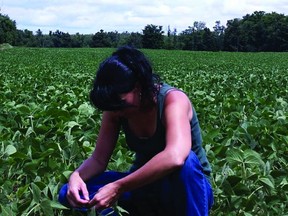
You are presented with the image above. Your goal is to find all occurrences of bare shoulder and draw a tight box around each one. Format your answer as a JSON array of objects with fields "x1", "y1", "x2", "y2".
[
  {"x1": 102, "y1": 111, "x2": 121, "y2": 124},
  {"x1": 164, "y1": 89, "x2": 191, "y2": 106},
  {"x1": 163, "y1": 89, "x2": 193, "y2": 120}
]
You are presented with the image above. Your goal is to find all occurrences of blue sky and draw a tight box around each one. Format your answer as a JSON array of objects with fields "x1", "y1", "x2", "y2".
[{"x1": 1, "y1": 0, "x2": 288, "y2": 34}]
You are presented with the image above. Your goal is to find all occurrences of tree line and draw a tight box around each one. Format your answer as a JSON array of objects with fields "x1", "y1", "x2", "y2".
[{"x1": 1, "y1": 11, "x2": 288, "y2": 51}]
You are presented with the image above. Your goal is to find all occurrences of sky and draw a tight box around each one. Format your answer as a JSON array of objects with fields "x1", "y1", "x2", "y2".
[{"x1": 1, "y1": 0, "x2": 288, "y2": 34}]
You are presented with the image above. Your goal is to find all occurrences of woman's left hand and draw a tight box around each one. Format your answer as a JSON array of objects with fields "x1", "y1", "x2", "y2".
[{"x1": 88, "y1": 182, "x2": 121, "y2": 210}]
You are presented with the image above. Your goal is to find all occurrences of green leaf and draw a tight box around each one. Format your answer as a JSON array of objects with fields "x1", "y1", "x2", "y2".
[
  {"x1": 4, "y1": 144, "x2": 17, "y2": 156},
  {"x1": 244, "y1": 149, "x2": 263, "y2": 166},
  {"x1": 12, "y1": 130, "x2": 22, "y2": 141},
  {"x1": 194, "y1": 90, "x2": 206, "y2": 96},
  {"x1": 226, "y1": 148, "x2": 243, "y2": 164},
  {"x1": 62, "y1": 170, "x2": 73, "y2": 179},
  {"x1": 221, "y1": 179, "x2": 234, "y2": 195},
  {"x1": 205, "y1": 95, "x2": 215, "y2": 102},
  {"x1": 115, "y1": 204, "x2": 129, "y2": 214},
  {"x1": 50, "y1": 200, "x2": 69, "y2": 210},
  {"x1": 246, "y1": 125, "x2": 258, "y2": 135},
  {"x1": 24, "y1": 160, "x2": 40, "y2": 173},
  {"x1": 40, "y1": 148, "x2": 55, "y2": 158},
  {"x1": 31, "y1": 182, "x2": 41, "y2": 203},
  {"x1": 280, "y1": 178, "x2": 288, "y2": 190},
  {"x1": 78, "y1": 102, "x2": 94, "y2": 116},
  {"x1": 226, "y1": 175, "x2": 242, "y2": 187},
  {"x1": 67, "y1": 121, "x2": 79, "y2": 128},
  {"x1": 40, "y1": 199, "x2": 54, "y2": 215},
  {"x1": 10, "y1": 151, "x2": 29, "y2": 159},
  {"x1": 0, "y1": 205, "x2": 14, "y2": 216},
  {"x1": 16, "y1": 184, "x2": 29, "y2": 198},
  {"x1": 233, "y1": 182, "x2": 251, "y2": 195},
  {"x1": 15, "y1": 104, "x2": 30, "y2": 113},
  {"x1": 25, "y1": 126, "x2": 35, "y2": 137},
  {"x1": 203, "y1": 128, "x2": 220, "y2": 143},
  {"x1": 259, "y1": 177, "x2": 275, "y2": 189}
]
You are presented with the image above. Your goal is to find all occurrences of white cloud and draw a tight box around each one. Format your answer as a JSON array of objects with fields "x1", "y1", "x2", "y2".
[{"x1": 1, "y1": 0, "x2": 288, "y2": 34}]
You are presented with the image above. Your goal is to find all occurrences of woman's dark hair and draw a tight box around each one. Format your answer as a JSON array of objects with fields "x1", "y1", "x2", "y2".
[{"x1": 90, "y1": 46, "x2": 160, "y2": 111}]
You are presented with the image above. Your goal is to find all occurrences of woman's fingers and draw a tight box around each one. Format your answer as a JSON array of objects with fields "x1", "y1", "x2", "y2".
[
  {"x1": 89, "y1": 196, "x2": 111, "y2": 210},
  {"x1": 80, "y1": 183, "x2": 90, "y2": 201},
  {"x1": 67, "y1": 185, "x2": 89, "y2": 208},
  {"x1": 88, "y1": 184, "x2": 119, "y2": 209}
]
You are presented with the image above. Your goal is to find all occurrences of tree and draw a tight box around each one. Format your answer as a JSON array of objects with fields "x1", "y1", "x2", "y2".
[
  {"x1": 223, "y1": 11, "x2": 288, "y2": 52},
  {"x1": 35, "y1": 29, "x2": 44, "y2": 47},
  {"x1": 213, "y1": 21, "x2": 225, "y2": 51},
  {"x1": 70, "y1": 33, "x2": 85, "y2": 48},
  {"x1": 193, "y1": 21, "x2": 206, "y2": 31},
  {"x1": 172, "y1": 28, "x2": 178, "y2": 49},
  {"x1": 178, "y1": 21, "x2": 212, "y2": 51},
  {"x1": 178, "y1": 27, "x2": 194, "y2": 50},
  {"x1": 223, "y1": 18, "x2": 241, "y2": 51},
  {"x1": 107, "y1": 31, "x2": 120, "y2": 47},
  {"x1": 0, "y1": 13, "x2": 17, "y2": 44},
  {"x1": 262, "y1": 12, "x2": 288, "y2": 51},
  {"x1": 202, "y1": 28, "x2": 217, "y2": 51},
  {"x1": 126, "y1": 32, "x2": 143, "y2": 48},
  {"x1": 91, "y1": 29, "x2": 111, "y2": 47},
  {"x1": 51, "y1": 30, "x2": 72, "y2": 47},
  {"x1": 16, "y1": 29, "x2": 36, "y2": 47},
  {"x1": 51, "y1": 30, "x2": 63, "y2": 47},
  {"x1": 164, "y1": 25, "x2": 173, "y2": 50},
  {"x1": 142, "y1": 24, "x2": 164, "y2": 49},
  {"x1": 240, "y1": 11, "x2": 266, "y2": 51}
]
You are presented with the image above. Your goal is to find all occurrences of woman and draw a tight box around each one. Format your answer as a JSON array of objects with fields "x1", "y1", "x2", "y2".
[{"x1": 59, "y1": 46, "x2": 213, "y2": 215}]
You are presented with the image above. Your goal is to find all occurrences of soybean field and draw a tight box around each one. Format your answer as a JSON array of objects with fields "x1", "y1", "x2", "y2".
[{"x1": 0, "y1": 48, "x2": 287, "y2": 215}]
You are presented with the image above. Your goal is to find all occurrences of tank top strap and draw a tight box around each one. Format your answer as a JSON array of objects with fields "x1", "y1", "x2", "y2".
[{"x1": 157, "y1": 83, "x2": 177, "y2": 119}]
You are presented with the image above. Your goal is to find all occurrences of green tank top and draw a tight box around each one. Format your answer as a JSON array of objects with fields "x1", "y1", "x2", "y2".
[{"x1": 121, "y1": 83, "x2": 212, "y2": 178}]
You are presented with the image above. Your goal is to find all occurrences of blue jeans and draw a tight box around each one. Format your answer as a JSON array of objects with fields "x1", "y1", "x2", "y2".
[{"x1": 58, "y1": 151, "x2": 213, "y2": 215}]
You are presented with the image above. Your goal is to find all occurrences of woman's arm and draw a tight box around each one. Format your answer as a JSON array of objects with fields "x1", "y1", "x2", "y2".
[
  {"x1": 76, "y1": 111, "x2": 120, "y2": 180},
  {"x1": 66, "y1": 111, "x2": 120, "y2": 207},
  {"x1": 89, "y1": 90, "x2": 193, "y2": 209},
  {"x1": 117, "y1": 90, "x2": 192, "y2": 188}
]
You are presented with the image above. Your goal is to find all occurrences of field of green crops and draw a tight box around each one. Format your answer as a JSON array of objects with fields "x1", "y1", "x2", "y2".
[{"x1": 0, "y1": 48, "x2": 287, "y2": 216}]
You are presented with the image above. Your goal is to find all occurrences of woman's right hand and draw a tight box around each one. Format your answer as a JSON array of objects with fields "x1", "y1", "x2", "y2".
[{"x1": 66, "y1": 171, "x2": 90, "y2": 208}]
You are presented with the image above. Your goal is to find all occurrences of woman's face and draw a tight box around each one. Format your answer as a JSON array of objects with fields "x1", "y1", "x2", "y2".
[{"x1": 116, "y1": 88, "x2": 141, "y2": 117}]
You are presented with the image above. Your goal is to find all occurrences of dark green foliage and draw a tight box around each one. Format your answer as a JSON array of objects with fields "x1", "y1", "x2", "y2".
[
  {"x1": 2, "y1": 11, "x2": 288, "y2": 51},
  {"x1": 0, "y1": 13, "x2": 17, "y2": 45},
  {"x1": 223, "y1": 11, "x2": 288, "y2": 51},
  {"x1": 91, "y1": 29, "x2": 112, "y2": 48},
  {"x1": 142, "y1": 24, "x2": 165, "y2": 49}
]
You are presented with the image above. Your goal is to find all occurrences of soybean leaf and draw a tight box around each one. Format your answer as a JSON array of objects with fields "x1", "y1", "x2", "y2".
[
  {"x1": 0, "y1": 205, "x2": 14, "y2": 216},
  {"x1": 31, "y1": 183, "x2": 41, "y2": 203},
  {"x1": 4, "y1": 145, "x2": 17, "y2": 156},
  {"x1": 259, "y1": 177, "x2": 275, "y2": 189},
  {"x1": 50, "y1": 200, "x2": 69, "y2": 210},
  {"x1": 226, "y1": 148, "x2": 243, "y2": 164},
  {"x1": 40, "y1": 199, "x2": 54, "y2": 215}
]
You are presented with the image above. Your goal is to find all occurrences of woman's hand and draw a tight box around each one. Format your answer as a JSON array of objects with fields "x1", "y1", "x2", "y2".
[
  {"x1": 66, "y1": 172, "x2": 90, "y2": 208},
  {"x1": 88, "y1": 182, "x2": 121, "y2": 210}
]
